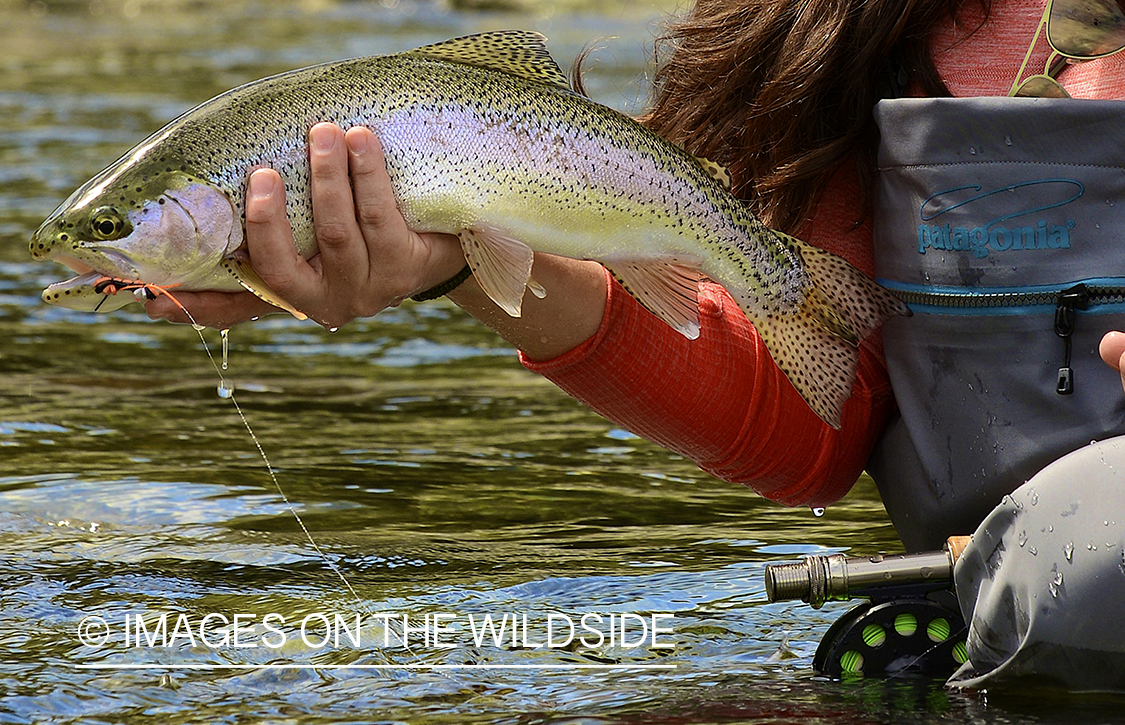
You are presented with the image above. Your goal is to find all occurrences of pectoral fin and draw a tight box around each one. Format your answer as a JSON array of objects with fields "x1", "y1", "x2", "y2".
[
  {"x1": 458, "y1": 226, "x2": 537, "y2": 317},
  {"x1": 221, "y1": 257, "x2": 307, "y2": 321},
  {"x1": 603, "y1": 258, "x2": 703, "y2": 339}
]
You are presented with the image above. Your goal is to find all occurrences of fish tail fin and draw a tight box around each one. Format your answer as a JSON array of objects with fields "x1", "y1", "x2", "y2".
[{"x1": 751, "y1": 232, "x2": 910, "y2": 429}]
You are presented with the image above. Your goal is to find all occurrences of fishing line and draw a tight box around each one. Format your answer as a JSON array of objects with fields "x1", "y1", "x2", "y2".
[
  {"x1": 191, "y1": 318, "x2": 419, "y2": 655},
  {"x1": 182, "y1": 320, "x2": 419, "y2": 657},
  {"x1": 194, "y1": 329, "x2": 366, "y2": 604},
  {"x1": 98, "y1": 278, "x2": 417, "y2": 655},
  {"x1": 178, "y1": 318, "x2": 364, "y2": 605}
]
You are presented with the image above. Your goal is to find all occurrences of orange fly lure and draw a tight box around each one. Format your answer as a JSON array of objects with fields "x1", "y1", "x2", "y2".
[{"x1": 92, "y1": 276, "x2": 188, "y2": 314}]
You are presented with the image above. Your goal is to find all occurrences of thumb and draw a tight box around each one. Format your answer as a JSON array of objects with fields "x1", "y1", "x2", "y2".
[{"x1": 1098, "y1": 331, "x2": 1125, "y2": 374}]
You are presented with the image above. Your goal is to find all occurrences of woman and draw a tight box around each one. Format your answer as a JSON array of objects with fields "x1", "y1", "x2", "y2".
[{"x1": 147, "y1": 0, "x2": 1125, "y2": 688}]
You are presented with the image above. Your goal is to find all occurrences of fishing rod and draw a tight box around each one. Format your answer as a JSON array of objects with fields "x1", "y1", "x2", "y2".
[{"x1": 763, "y1": 536, "x2": 972, "y2": 678}]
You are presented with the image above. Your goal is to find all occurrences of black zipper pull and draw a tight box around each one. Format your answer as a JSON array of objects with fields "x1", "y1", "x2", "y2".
[{"x1": 1054, "y1": 284, "x2": 1090, "y2": 395}]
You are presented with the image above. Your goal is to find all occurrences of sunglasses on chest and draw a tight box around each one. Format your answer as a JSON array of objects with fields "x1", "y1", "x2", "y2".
[{"x1": 1009, "y1": 0, "x2": 1125, "y2": 97}]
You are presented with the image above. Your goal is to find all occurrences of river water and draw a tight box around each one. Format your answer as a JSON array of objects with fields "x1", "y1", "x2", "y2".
[{"x1": 0, "y1": 1, "x2": 1117, "y2": 722}]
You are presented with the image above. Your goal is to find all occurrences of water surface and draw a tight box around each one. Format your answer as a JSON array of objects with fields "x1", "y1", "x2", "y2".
[{"x1": 0, "y1": 1, "x2": 1107, "y2": 722}]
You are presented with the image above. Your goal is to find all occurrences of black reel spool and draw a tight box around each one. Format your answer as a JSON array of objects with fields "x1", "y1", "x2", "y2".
[{"x1": 813, "y1": 593, "x2": 968, "y2": 679}]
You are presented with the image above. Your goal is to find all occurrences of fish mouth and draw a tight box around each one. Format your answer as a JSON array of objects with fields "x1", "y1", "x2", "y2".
[
  {"x1": 40, "y1": 253, "x2": 144, "y2": 312},
  {"x1": 48, "y1": 250, "x2": 138, "y2": 285},
  {"x1": 53, "y1": 255, "x2": 96, "y2": 277}
]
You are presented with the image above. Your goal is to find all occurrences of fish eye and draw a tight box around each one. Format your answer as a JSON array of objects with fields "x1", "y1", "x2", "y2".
[{"x1": 90, "y1": 208, "x2": 128, "y2": 240}]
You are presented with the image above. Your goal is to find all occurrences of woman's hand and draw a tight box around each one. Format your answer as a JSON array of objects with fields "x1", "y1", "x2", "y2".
[
  {"x1": 147, "y1": 121, "x2": 609, "y2": 359},
  {"x1": 146, "y1": 122, "x2": 465, "y2": 330},
  {"x1": 1099, "y1": 331, "x2": 1125, "y2": 392}
]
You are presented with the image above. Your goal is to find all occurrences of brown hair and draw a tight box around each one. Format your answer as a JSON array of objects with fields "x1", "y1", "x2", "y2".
[{"x1": 644, "y1": 0, "x2": 980, "y2": 233}]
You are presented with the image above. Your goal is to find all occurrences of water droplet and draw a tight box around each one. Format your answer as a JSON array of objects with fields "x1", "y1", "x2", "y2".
[
  {"x1": 1018, "y1": 530, "x2": 1028, "y2": 547},
  {"x1": 1064, "y1": 541, "x2": 1074, "y2": 561},
  {"x1": 969, "y1": 146, "x2": 977, "y2": 155},
  {"x1": 1047, "y1": 525, "x2": 1054, "y2": 532},
  {"x1": 1004, "y1": 135, "x2": 1012, "y2": 146},
  {"x1": 220, "y1": 328, "x2": 230, "y2": 371},
  {"x1": 1029, "y1": 545, "x2": 1038, "y2": 556},
  {"x1": 217, "y1": 382, "x2": 234, "y2": 399},
  {"x1": 1048, "y1": 566, "x2": 1063, "y2": 598},
  {"x1": 328, "y1": 327, "x2": 339, "y2": 334},
  {"x1": 1108, "y1": 199, "x2": 1117, "y2": 207},
  {"x1": 1030, "y1": 490, "x2": 1039, "y2": 506},
  {"x1": 811, "y1": 507, "x2": 826, "y2": 518}
]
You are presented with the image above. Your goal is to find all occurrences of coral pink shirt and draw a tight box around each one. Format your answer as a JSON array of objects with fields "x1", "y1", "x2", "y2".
[{"x1": 521, "y1": 0, "x2": 1125, "y2": 507}]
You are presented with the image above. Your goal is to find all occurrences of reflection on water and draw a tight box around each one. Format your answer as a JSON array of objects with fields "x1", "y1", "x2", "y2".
[{"x1": 0, "y1": 1, "x2": 1093, "y2": 723}]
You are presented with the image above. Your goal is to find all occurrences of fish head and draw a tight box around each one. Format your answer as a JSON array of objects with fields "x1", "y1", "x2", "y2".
[{"x1": 31, "y1": 161, "x2": 243, "y2": 312}]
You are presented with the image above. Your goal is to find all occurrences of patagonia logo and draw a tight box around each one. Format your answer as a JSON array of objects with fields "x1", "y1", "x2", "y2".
[{"x1": 915, "y1": 179, "x2": 1082, "y2": 259}]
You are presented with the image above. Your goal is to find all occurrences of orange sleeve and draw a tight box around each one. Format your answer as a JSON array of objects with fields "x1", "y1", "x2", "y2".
[
  {"x1": 520, "y1": 163, "x2": 894, "y2": 508},
  {"x1": 520, "y1": 268, "x2": 893, "y2": 507}
]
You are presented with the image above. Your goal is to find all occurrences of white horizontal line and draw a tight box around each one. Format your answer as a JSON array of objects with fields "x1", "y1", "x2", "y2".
[{"x1": 74, "y1": 663, "x2": 677, "y2": 671}]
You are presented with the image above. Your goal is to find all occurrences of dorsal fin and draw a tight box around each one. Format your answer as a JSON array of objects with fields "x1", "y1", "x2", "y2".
[
  {"x1": 407, "y1": 30, "x2": 571, "y2": 90},
  {"x1": 694, "y1": 156, "x2": 732, "y2": 190}
]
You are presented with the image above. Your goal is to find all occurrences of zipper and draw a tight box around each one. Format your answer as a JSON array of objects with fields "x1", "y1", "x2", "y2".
[
  {"x1": 1053, "y1": 284, "x2": 1089, "y2": 395},
  {"x1": 888, "y1": 281, "x2": 1125, "y2": 396},
  {"x1": 890, "y1": 282, "x2": 1125, "y2": 310}
]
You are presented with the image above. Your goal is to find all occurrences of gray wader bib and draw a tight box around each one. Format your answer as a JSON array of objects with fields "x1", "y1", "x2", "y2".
[{"x1": 869, "y1": 97, "x2": 1125, "y2": 690}]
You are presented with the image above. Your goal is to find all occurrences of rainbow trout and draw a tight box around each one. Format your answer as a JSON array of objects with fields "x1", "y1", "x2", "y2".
[{"x1": 29, "y1": 30, "x2": 907, "y2": 428}]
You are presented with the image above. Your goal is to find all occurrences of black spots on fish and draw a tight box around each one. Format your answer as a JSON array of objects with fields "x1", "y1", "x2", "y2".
[
  {"x1": 755, "y1": 308, "x2": 857, "y2": 429},
  {"x1": 777, "y1": 231, "x2": 910, "y2": 337},
  {"x1": 409, "y1": 31, "x2": 569, "y2": 90}
]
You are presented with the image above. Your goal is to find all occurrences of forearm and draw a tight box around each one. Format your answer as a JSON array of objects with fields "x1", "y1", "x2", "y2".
[{"x1": 447, "y1": 253, "x2": 608, "y2": 360}]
